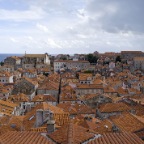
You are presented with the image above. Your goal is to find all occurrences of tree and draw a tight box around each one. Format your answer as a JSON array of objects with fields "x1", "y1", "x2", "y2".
[
  {"x1": 0, "y1": 61, "x2": 4, "y2": 66},
  {"x1": 85, "y1": 54, "x2": 98, "y2": 63},
  {"x1": 115, "y1": 55, "x2": 121, "y2": 62}
]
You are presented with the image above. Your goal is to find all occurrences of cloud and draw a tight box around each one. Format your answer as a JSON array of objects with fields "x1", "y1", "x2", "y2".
[
  {"x1": 10, "y1": 37, "x2": 18, "y2": 43},
  {"x1": 47, "y1": 38, "x2": 62, "y2": 49},
  {"x1": 0, "y1": 0, "x2": 144, "y2": 54},
  {"x1": 85, "y1": 0, "x2": 144, "y2": 33},
  {"x1": 0, "y1": 5, "x2": 45, "y2": 21},
  {"x1": 36, "y1": 23, "x2": 49, "y2": 32}
]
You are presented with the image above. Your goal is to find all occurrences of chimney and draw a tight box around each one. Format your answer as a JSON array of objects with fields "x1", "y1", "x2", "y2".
[
  {"x1": 36, "y1": 109, "x2": 43, "y2": 127},
  {"x1": 47, "y1": 111, "x2": 55, "y2": 133},
  {"x1": 47, "y1": 119, "x2": 55, "y2": 134}
]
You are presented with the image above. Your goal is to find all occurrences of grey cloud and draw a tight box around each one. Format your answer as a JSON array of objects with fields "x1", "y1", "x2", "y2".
[{"x1": 86, "y1": 0, "x2": 144, "y2": 33}]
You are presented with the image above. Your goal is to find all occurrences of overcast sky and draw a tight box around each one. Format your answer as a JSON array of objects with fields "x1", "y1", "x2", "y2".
[{"x1": 0, "y1": 0, "x2": 144, "y2": 54}]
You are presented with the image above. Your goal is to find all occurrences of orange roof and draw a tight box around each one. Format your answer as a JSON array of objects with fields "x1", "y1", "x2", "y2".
[
  {"x1": 32, "y1": 94, "x2": 57, "y2": 102},
  {"x1": 134, "y1": 57, "x2": 144, "y2": 61},
  {"x1": 79, "y1": 94, "x2": 100, "y2": 101},
  {"x1": 0, "y1": 71, "x2": 12, "y2": 77},
  {"x1": 79, "y1": 73, "x2": 93, "y2": 81},
  {"x1": 9, "y1": 93, "x2": 29, "y2": 102},
  {"x1": 57, "y1": 102, "x2": 95, "y2": 115},
  {"x1": 110, "y1": 113, "x2": 144, "y2": 132},
  {"x1": 94, "y1": 119, "x2": 113, "y2": 134},
  {"x1": 60, "y1": 92, "x2": 78, "y2": 101},
  {"x1": 77, "y1": 84, "x2": 103, "y2": 89},
  {"x1": 54, "y1": 60, "x2": 90, "y2": 63},
  {"x1": 88, "y1": 133, "x2": 144, "y2": 144},
  {"x1": 38, "y1": 78, "x2": 59, "y2": 90},
  {"x1": 48, "y1": 120, "x2": 95, "y2": 144},
  {"x1": 0, "y1": 131, "x2": 54, "y2": 144},
  {"x1": 24, "y1": 54, "x2": 47, "y2": 58},
  {"x1": 99, "y1": 102, "x2": 131, "y2": 113},
  {"x1": 23, "y1": 102, "x2": 69, "y2": 130}
]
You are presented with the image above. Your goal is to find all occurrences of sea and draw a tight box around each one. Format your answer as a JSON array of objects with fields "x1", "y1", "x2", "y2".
[{"x1": 0, "y1": 54, "x2": 24, "y2": 62}]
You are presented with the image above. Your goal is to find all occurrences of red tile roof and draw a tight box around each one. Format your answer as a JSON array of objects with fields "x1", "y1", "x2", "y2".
[
  {"x1": 0, "y1": 131, "x2": 54, "y2": 144},
  {"x1": 110, "y1": 113, "x2": 144, "y2": 132},
  {"x1": 57, "y1": 102, "x2": 95, "y2": 115},
  {"x1": 48, "y1": 120, "x2": 95, "y2": 144},
  {"x1": 99, "y1": 102, "x2": 131, "y2": 113},
  {"x1": 88, "y1": 133, "x2": 144, "y2": 144}
]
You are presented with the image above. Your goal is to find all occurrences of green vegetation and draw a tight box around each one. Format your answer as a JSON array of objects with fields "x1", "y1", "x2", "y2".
[
  {"x1": 85, "y1": 54, "x2": 98, "y2": 63},
  {"x1": 0, "y1": 61, "x2": 4, "y2": 66},
  {"x1": 115, "y1": 55, "x2": 121, "y2": 62}
]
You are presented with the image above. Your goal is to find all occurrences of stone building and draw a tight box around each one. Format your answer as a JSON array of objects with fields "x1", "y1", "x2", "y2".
[
  {"x1": 22, "y1": 53, "x2": 50, "y2": 69},
  {"x1": 134, "y1": 57, "x2": 144, "y2": 70},
  {"x1": 54, "y1": 60, "x2": 90, "y2": 72},
  {"x1": 76, "y1": 84, "x2": 104, "y2": 96},
  {"x1": 4, "y1": 56, "x2": 21, "y2": 70},
  {"x1": 0, "y1": 71, "x2": 14, "y2": 83},
  {"x1": 12, "y1": 77, "x2": 38, "y2": 100},
  {"x1": 121, "y1": 51, "x2": 144, "y2": 60}
]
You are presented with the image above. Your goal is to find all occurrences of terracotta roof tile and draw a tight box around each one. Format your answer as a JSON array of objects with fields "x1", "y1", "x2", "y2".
[
  {"x1": 88, "y1": 133, "x2": 144, "y2": 144},
  {"x1": 48, "y1": 120, "x2": 95, "y2": 144},
  {"x1": 32, "y1": 94, "x2": 57, "y2": 102},
  {"x1": 23, "y1": 102, "x2": 69, "y2": 130},
  {"x1": 0, "y1": 100, "x2": 18, "y2": 116},
  {"x1": 57, "y1": 102, "x2": 95, "y2": 115},
  {"x1": 0, "y1": 131, "x2": 54, "y2": 144},
  {"x1": 77, "y1": 84, "x2": 103, "y2": 89},
  {"x1": 8, "y1": 93, "x2": 29, "y2": 102},
  {"x1": 99, "y1": 102, "x2": 131, "y2": 113},
  {"x1": 110, "y1": 113, "x2": 144, "y2": 132}
]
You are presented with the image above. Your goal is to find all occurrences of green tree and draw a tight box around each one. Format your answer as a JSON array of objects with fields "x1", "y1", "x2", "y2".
[
  {"x1": 115, "y1": 55, "x2": 121, "y2": 62},
  {"x1": 0, "y1": 62, "x2": 4, "y2": 66},
  {"x1": 85, "y1": 54, "x2": 98, "y2": 63}
]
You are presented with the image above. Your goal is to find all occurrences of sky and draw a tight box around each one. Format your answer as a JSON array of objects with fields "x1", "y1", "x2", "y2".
[{"x1": 0, "y1": 0, "x2": 144, "y2": 54}]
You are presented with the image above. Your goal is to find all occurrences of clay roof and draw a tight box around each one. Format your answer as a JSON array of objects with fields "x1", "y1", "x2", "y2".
[
  {"x1": 8, "y1": 116, "x2": 24, "y2": 129},
  {"x1": 77, "y1": 119, "x2": 99, "y2": 132},
  {"x1": 0, "y1": 125, "x2": 16, "y2": 136},
  {"x1": 0, "y1": 131, "x2": 54, "y2": 144},
  {"x1": 24, "y1": 77, "x2": 38, "y2": 86},
  {"x1": 24, "y1": 54, "x2": 47, "y2": 58},
  {"x1": 38, "y1": 79, "x2": 59, "y2": 90},
  {"x1": 110, "y1": 113, "x2": 144, "y2": 132},
  {"x1": 57, "y1": 102, "x2": 95, "y2": 115},
  {"x1": 23, "y1": 102, "x2": 69, "y2": 130},
  {"x1": 99, "y1": 102, "x2": 131, "y2": 113},
  {"x1": 79, "y1": 73, "x2": 93, "y2": 81},
  {"x1": 30, "y1": 127, "x2": 47, "y2": 132},
  {"x1": 94, "y1": 119, "x2": 113, "y2": 134},
  {"x1": 48, "y1": 120, "x2": 95, "y2": 144},
  {"x1": 61, "y1": 72, "x2": 76, "y2": 79},
  {"x1": 54, "y1": 60, "x2": 90, "y2": 63},
  {"x1": 134, "y1": 57, "x2": 144, "y2": 61},
  {"x1": 11, "y1": 56, "x2": 21, "y2": 60},
  {"x1": 104, "y1": 87, "x2": 116, "y2": 93},
  {"x1": 79, "y1": 94, "x2": 100, "y2": 101},
  {"x1": 9, "y1": 93, "x2": 29, "y2": 102},
  {"x1": 32, "y1": 94, "x2": 57, "y2": 102},
  {"x1": 121, "y1": 51, "x2": 143, "y2": 54},
  {"x1": 0, "y1": 100, "x2": 18, "y2": 116},
  {"x1": 77, "y1": 84, "x2": 103, "y2": 89},
  {"x1": 117, "y1": 87, "x2": 129, "y2": 95},
  {"x1": 0, "y1": 71, "x2": 12, "y2": 77},
  {"x1": 60, "y1": 92, "x2": 78, "y2": 101},
  {"x1": 88, "y1": 132, "x2": 144, "y2": 144}
]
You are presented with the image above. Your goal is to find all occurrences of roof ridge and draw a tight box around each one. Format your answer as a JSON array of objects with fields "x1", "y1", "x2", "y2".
[{"x1": 67, "y1": 120, "x2": 74, "y2": 144}]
